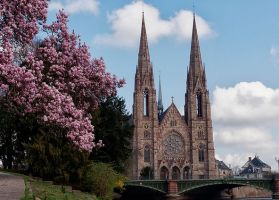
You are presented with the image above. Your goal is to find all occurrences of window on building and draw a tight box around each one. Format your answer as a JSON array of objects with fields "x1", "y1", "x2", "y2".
[
  {"x1": 143, "y1": 89, "x2": 149, "y2": 116},
  {"x1": 170, "y1": 120, "x2": 177, "y2": 127},
  {"x1": 144, "y1": 145, "x2": 151, "y2": 162},
  {"x1": 198, "y1": 144, "x2": 205, "y2": 162},
  {"x1": 196, "y1": 90, "x2": 202, "y2": 117}
]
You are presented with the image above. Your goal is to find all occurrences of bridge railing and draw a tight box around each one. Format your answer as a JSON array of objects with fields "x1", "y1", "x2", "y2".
[
  {"x1": 125, "y1": 180, "x2": 167, "y2": 193},
  {"x1": 176, "y1": 178, "x2": 273, "y2": 193}
]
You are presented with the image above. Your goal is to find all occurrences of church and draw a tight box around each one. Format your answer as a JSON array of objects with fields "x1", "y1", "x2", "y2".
[{"x1": 132, "y1": 13, "x2": 216, "y2": 180}]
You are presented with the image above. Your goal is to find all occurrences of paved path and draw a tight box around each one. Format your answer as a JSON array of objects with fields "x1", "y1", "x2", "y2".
[{"x1": 0, "y1": 172, "x2": 25, "y2": 200}]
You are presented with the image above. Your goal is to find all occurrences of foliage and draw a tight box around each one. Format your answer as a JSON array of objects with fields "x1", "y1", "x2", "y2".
[
  {"x1": 140, "y1": 166, "x2": 154, "y2": 180},
  {"x1": 0, "y1": 106, "x2": 34, "y2": 169},
  {"x1": 24, "y1": 176, "x2": 98, "y2": 200},
  {"x1": 90, "y1": 96, "x2": 133, "y2": 172},
  {"x1": 0, "y1": 2, "x2": 124, "y2": 152},
  {"x1": 25, "y1": 126, "x2": 89, "y2": 183},
  {"x1": 81, "y1": 162, "x2": 125, "y2": 200}
]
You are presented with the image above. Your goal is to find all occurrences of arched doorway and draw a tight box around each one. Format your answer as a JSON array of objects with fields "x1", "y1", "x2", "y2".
[
  {"x1": 172, "y1": 166, "x2": 180, "y2": 180},
  {"x1": 160, "y1": 166, "x2": 169, "y2": 180},
  {"x1": 183, "y1": 166, "x2": 191, "y2": 179},
  {"x1": 140, "y1": 166, "x2": 154, "y2": 180}
]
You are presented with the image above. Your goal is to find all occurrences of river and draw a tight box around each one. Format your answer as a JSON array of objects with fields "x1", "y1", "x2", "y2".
[{"x1": 120, "y1": 196, "x2": 272, "y2": 200}]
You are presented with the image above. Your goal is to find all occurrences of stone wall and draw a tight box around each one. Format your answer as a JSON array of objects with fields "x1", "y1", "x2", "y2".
[{"x1": 232, "y1": 186, "x2": 272, "y2": 199}]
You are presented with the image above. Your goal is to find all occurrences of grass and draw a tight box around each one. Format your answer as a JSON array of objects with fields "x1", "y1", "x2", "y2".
[
  {"x1": 0, "y1": 169, "x2": 98, "y2": 200},
  {"x1": 28, "y1": 179, "x2": 98, "y2": 200}
]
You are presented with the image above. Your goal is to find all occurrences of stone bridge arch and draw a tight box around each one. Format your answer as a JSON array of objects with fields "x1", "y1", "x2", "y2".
[{"x1": 177, "y1": 179, "x2": 273, "y2": 195}]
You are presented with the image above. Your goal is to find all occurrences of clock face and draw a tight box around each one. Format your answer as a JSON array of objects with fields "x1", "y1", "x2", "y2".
[{"x1": 164, "y1": 133, "x2": 184, "y2": 157}]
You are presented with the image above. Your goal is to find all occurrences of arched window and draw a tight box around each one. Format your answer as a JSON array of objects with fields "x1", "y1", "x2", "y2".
[
  {"x1": 196, "y1": 90, "x2": 202, "y2": 117},
  {"x1": 183, "y1": 166, "x2": 191, "y2": 179},
  {"x1": 199, "y1": 143, "x2": 205, "y2": 162},
  {"x1": 160, "y1": 166, "x2": 169, "y2": 180},
  {"x1": 172, "y1": 166, "x2": 181, "y2": 180},
  {"x1": 143, "y1": 89, "x2": 149, "y2": 116},
  {"x1": 144, "y1": 145, "x2": 150, "y2": 162}
]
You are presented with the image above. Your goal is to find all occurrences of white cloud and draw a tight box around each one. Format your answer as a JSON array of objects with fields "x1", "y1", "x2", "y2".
[
  {"x1": 212, "y1": 81, "x2": 279, "y2": 171},
  {"x1": 215, "y1": 127, "x2": 277, "y2": 151},
  {"x1": 49, "y1": 0, "x2": 99, "y2": 15},
  {"x1": 212, "y1": 81, "x2": 279, "y2": 125},
  {"x1": 93, "y1": 1, "x2": 214, "y2": 47},
  {"x1": 271, "y1": 45, "x2": 279, "y2": 66}
]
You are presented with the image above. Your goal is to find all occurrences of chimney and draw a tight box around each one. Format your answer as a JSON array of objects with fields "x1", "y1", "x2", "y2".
[{"x1": 249, "y1": 157, "x2": 252, "y2": 161}]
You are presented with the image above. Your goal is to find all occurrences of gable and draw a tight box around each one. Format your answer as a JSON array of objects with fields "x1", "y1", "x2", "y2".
[{"x1": 160, "y1": 103, "x2": 187, "y2": 128}]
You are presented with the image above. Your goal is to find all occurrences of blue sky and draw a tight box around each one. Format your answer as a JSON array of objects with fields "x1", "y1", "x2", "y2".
[{"x1": 48, "y1": 0, "x2": 279, "y2": 171}]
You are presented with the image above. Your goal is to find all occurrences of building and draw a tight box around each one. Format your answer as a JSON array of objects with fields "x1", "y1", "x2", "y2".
[
  {"x1": 239, "y1": 156, "x2": 271, "y2": 179},
  {"x1": 131, "y1": 13, "x2": 216, "y2": 180},
  {"x1": 216, "y1": 160, "x2": 233, "y2": 178}
]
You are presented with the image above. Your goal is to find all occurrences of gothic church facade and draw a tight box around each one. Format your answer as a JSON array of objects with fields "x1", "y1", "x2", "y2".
[{"x1": 132, "y1": 14, "x2": 216, "y2": 180}]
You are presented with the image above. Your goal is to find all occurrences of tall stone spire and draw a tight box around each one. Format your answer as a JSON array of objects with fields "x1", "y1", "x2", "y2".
[
  {"x1": 138, "y1": 12, "x2": 151, "y2": 72},
  {"x1": 189, "y1": 15, "x2": 203, "y2": 79},
  {"x1": 132, "y1": 12, "x2": 158, "y2": 180},
  {"x1": 158, "y1": 74, "x2": 163, "y2": 115}
]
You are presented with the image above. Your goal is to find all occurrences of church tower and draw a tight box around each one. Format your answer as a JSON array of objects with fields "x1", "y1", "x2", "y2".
[
  {"x1": 132, "y1": 13, "x2": 158, "y2": 179},
  {"x1": 185, "y1": 15, "x2": 216, "y2": 179},
  {"x1": 132, "y1": 12, "x2": 216, "y2": 180}
]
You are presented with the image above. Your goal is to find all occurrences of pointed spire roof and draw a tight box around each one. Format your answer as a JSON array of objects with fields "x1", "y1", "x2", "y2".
[
  {"x1": 138, "y1": 12, "x2": 151, "y2": 70},
  {"x1": 158, "y1": 74, "x2": 163, "y2": 114},
  {"x1": 189, "y1": 14, "x2": 203, "y2": 78}
]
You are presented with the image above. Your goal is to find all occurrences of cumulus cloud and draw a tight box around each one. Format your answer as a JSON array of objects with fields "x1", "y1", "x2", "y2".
[
  {"x1": 212, "y1": 82, "x2": 279, "y2": 125},
  {"x1": 212, "y1": 82, "x2": 279, "y2": 171},
  {"x1": 49, "y1": 0, "x2": 99, "y2": 15},
  {"x1": 271, "y1": 45, "x2": 279, "y2": 66},
  {"x1": 93, "y1": 1, "x2": 213, "y2": 47},
  {"x1": 215, "y1": 127, "x2": 277, "y2": 151}
]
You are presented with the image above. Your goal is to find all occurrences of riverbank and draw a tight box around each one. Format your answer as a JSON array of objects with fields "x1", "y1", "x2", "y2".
[{"x1": 0, "y1": 171, "x2": 99, "y2": 200}]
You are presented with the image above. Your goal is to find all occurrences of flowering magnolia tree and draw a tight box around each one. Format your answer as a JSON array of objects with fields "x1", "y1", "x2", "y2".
[{"x1": 0, "y1": 1, "x2": 124, "y2": 152}]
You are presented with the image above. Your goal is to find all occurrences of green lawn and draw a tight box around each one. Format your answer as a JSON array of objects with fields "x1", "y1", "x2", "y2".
[
  {"x1": 0, "y1": 170, "x2": 98, "y2": 200},
  {"x1": 26, "y1": 179, "x2": 99, "y2": 200}
]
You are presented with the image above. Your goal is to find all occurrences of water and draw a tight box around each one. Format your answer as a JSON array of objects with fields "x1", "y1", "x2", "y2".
[{"x1": 120, "y1": 196, "x2": 272, "y2": 200}]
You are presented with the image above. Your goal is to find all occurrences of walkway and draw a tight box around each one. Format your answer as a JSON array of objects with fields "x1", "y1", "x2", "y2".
[{"x1": 0, "y1": 172, "x2": 25, "y2": 200}]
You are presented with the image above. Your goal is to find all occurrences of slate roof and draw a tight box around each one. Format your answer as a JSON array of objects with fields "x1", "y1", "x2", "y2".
[
  {"x1": 240, "y1": 156, "x2": 271, "y2": 175},
  {"x1": 216, "y1": 160, "x2": 231, "y2": 171},
  {"x1": 250, "y1": 156, "x2": 270, "y2": 168},
  {"x1": 242, "y1": 156, "x2": 270, "y2": 169}
]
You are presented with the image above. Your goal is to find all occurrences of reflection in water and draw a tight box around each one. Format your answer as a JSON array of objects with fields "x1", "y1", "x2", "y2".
[{"x1": 120, "y1": 195, "x2": 272, "y2": 200}]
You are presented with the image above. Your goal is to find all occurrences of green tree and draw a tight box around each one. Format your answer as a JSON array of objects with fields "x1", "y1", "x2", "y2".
[
  {"x1": 90, "y1": 96, "x2": 133, "y2": 172},
  {"x1": 0, "y1": 105, "x2": 34, "y2": 170}
]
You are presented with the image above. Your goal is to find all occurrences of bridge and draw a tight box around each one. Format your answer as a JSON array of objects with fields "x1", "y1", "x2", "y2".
[{"x1": 124, "y1": 177, "x2": 279, "y2": 199}]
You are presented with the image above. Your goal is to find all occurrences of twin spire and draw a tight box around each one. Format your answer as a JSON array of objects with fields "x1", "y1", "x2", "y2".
[{"x1": 137, "y1": 12, "x2": 204, "y2": 113}]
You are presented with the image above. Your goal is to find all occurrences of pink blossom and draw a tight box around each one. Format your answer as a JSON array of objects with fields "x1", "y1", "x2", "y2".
[{"x1": 0, "y1": 7, "x2": 124, "y2": 152}]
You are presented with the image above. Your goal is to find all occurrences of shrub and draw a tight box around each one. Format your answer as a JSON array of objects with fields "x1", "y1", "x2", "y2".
[{"x1": 81, "y1": 162, "x2": 124, "y2": 200}]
